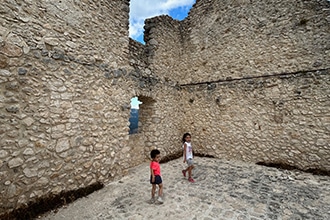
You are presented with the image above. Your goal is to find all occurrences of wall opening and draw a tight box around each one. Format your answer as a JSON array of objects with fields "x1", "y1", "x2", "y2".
[
  {"x1": 129, "y1": 97, "x2": 142, "y2": 134},
  {"x1": 128, "y1": 95, "x2": 156, "y2": 135},
  {"x1": 127, "y1": 95, "x2": 156, "y2": 163}
]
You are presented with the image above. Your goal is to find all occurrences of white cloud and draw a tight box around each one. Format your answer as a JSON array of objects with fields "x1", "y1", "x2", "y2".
[
  {"x1": 131, "y1": 97, "x2": 143, "y2": 109},
  {"x1": 129, "y1": 0, "x2": 195, "y2": 41}
]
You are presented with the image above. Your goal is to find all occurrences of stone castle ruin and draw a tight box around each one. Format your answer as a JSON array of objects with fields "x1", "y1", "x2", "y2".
[{"x1": 0, "y1": 0, "x2": 329, "y2": 216}]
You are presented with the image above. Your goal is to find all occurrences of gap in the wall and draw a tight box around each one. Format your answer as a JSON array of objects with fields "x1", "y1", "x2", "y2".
[{"x1": 129, "y1": 96, "x2": 142, "y2": 134}]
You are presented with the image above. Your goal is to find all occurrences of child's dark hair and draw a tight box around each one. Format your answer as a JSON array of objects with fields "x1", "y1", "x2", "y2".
[
  {"x1": 150, "y1": 149, "x2": 160, "y2": 159},
  {"x1": 182, "y1": 133, "x2": 191, "y2": 143}
]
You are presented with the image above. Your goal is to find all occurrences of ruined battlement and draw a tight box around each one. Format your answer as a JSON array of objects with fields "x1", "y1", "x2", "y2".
[{"x1": 145, "y1": 0, "x2": 330, "y2": 84}]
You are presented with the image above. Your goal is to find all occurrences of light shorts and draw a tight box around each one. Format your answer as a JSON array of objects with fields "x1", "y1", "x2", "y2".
[{"x1": 187, "y1": 158, "x2": 194, "y2": 167}]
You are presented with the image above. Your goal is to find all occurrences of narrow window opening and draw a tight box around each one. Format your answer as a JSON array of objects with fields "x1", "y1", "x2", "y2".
[{"x1": 129, "y1": 97, "x2": 142, "y2": 134}]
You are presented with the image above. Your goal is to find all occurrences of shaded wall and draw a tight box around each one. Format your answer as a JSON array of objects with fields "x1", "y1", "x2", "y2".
[{"x1": 0, "y1": 0, "x2": 134, "y2": 215}]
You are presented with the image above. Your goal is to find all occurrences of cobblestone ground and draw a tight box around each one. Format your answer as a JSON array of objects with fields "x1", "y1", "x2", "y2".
[{"x1": 41, "y1": 157, "x2": 330, "y2": 220}]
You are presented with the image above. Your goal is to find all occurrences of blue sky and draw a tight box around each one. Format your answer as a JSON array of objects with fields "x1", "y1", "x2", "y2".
[{"x1": 129, "y1": 0, "x2": 196, "y2": 43}]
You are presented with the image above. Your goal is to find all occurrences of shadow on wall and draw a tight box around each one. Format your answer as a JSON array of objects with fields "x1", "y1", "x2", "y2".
[
  {"x1": 160, "y1": 152, "x2": 215, "y2": 163},
  {"x1": 256, "y1": 162, "x2": 330, "y2": 176}
]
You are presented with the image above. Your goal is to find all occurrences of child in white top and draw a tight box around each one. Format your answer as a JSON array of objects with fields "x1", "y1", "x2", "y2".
[{"x1": 181, "y1": 133, "x2": 195, "y2": 183}]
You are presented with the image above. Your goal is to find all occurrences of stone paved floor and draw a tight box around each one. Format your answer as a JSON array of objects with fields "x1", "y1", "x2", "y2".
[{"x1": 40, "y1": 157, "x2": 330, "y2": 220}]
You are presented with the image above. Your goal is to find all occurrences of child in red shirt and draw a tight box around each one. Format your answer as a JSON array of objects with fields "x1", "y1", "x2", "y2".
[{"x1": 150, "y1": 149, "x2": 164, "y2": 204}]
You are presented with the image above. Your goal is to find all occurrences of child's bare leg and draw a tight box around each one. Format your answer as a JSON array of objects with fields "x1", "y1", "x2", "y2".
[
  {"x1": 156, "y1": 183, "x2": 164, "y2": 203},
  {"x1": 188, "y1": 165, "x2": 195, "y2": 178},
  {"x1": 151, "y1": 184, "x2": 156, "y2": 198},
  {"x1": 158, "y1": 183, "x2": 163, "y2": 197}
]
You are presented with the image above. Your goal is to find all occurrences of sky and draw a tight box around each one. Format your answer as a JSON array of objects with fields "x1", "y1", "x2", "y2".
[
  {"x1": 129, "y1": 0, "x2": 196, "y2": 43},
  {"x1": 131, "y1": 97, "x2": 142, "y2": 109}
]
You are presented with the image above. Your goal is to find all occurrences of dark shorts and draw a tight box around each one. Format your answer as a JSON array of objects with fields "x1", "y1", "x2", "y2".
[{"x1": 150, "y1": 175, "x2": 162, "y2": 184}]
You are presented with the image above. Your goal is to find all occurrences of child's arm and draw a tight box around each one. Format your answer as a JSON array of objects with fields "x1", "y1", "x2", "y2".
[
  {"x1": 183, "y1": 143, "x2": 187, "y2": 163},
  {"x1": 150, "y1": 167, "x2": 155, "y2": 183}
]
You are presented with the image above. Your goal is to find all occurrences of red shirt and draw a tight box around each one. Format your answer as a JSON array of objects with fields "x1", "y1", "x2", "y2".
[{"x1": 150, "y1": 161, "x2": 161, "y2": 176}]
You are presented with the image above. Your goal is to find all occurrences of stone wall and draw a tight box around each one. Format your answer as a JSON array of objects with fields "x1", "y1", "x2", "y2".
[
  {"x1": 0, "y1": 0, "x2": 137, "y2": 214},
  {"x1": 178, "y1": 69, "x2": 330, "y2": 171},
  {"x1": 173, "y1": 0, "x2": 330, "y2": 169},
  {"x1": 144, "y1": 15, "x2": 184, "y2": 83},
  {"x1": 0, "y1": 0, "x2": 185, "y2": 213},
  {"x1": 128, "y1": 33, "x2": 185, "y2": 161},
  {"x1": 142, "y1": 0, "x2": 330, "y2": 171},
  {"x1": 147, "y1": 0, "x2": 330, "y2": 84},
  {"x1": 129, "y1": 38, "x2": 148, "y2": 71}
]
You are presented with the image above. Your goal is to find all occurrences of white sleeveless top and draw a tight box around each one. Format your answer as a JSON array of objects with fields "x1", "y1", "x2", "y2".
[{"x1": 182, "y1": 142, "x2": 193, "y2": 160}]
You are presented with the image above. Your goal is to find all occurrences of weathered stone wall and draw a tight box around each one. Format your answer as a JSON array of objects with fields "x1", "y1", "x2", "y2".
[
  {"x1": 178, "y1": 69, "x2": 330, "y2": 171},
  {"x1": 0, "y1": 0, "x2": 185, "y2": 212},
  {"x1": 147, "y1": 0, "x2": 330, "y2": 84},
  {"x1": 128, "y1": 38, "x2": 185, "y2": 161},
  {"x1": 144, "y1": 15, "x2": 185, "y2": 83},
  {"x1": 143, "y1": 0, "x2": 330, "y2": 171},
  {"x1": 129, "y1": 38, "x2": 148, "y2": 71},
  {"x1": 0, "y1": 0, "x2": 137, "y2": 214},
  {"x1": 127, "y1": 89, "x2": 184, "y2": 160}
]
